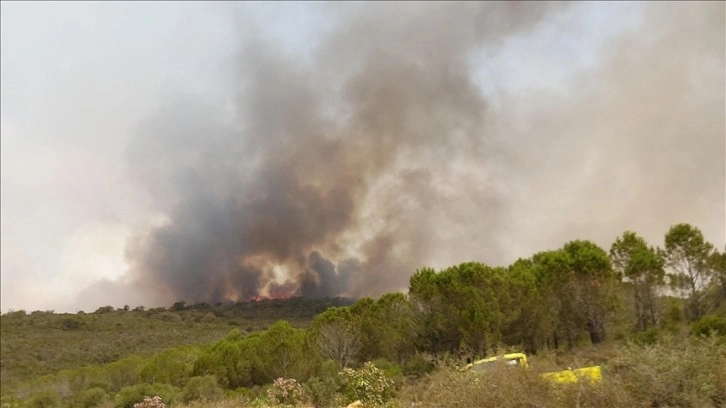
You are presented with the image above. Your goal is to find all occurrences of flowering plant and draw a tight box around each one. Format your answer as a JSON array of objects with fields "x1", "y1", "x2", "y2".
[
  {"x1": 266, "y1": 377, "x2": 305, "y2": 406},
  {"x1": 339, "y1": 362, "x2": 395, "y2": 406},
  {"x1": 133, "y1": 395, "x2": 166, "y2": 408}
]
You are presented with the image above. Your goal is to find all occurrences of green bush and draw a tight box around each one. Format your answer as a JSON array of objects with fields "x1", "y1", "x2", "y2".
[
  {"x1": 137, "y1": 347, "x2": 198, "y2": 388},
  {"x1": 304, "y1": 376, "x2": 341, "y2": 408},
  {"x1": 397, "y1": 336, "x2": 726, "y2": 408},
  {"x1": 663, "y1": 297, "x2": 685, "y2": 331},
  {"x1": 23, "y1": 390, "x2": 60, "y2": 408},
  {"x1": 182, "y1": 375, "x2": 224, "y2": 403},
  {"x1": 370, "y1": 359, "x2": 403, "y2": 379},
  {"x1": 60, "y1": 318, "x2": 83, "y2": 330},
  {"x1": 401, "y1": 353, "x2": 435, "y2": 378},
  {"x1": 75, "y1": 387, "x2": 107, "y2": 408},
  {"x1": 266, "y1": 378, "x2": 305, "y2": 406},
  {"x1": 86, "y1": 380, "x2": 113, "y2": 393},
  {"x1": 226, "y1": 387, "x2": 257, "y2": 401},
  {"x1": 398, "y1": 357, "x2": 633, "y2": 408},
  {"x1": 691, "y1": 314, "x2": 726, "y2": 337},
  {"x1": 612, "y1": 335, "x2": 726, "y2": 407},
  {"x1": 114, "y1": 384, "x2": 179, "y2": 408},
  {"x1": 339, "y1": 362, "x2": 395, "y2": 406},
  {"x1": 631, "y1": 327, "x2": 660, "y2": 345}
]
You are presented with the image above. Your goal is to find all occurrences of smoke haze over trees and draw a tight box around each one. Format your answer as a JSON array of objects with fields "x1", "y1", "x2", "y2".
[
  {"x1": 114, "y1": 2, "x2": 725, "y2": 307},
  {"x1": 2, "y1": 2, "x2": 721, "y2": 312}
]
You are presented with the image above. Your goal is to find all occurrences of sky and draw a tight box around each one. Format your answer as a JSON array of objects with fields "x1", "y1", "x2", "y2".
[{"x1": 1, "y1": 2, "x2": 724, "y2": 313}]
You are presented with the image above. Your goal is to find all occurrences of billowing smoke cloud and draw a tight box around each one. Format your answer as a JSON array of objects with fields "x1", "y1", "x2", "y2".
[{"x1": 119, "y1": 2, "x2": 724, "y2": 306}]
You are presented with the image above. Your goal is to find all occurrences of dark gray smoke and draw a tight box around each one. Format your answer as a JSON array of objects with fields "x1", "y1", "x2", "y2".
[{"x1": 119, "y1": 2, "x2": 724, "y2": 306}]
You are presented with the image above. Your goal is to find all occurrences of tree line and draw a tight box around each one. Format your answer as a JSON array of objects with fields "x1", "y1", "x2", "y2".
[
  {"x1": 3, "y1": 222, "x2": 724, "y2": 407},
  {"x1": 189, "y1": 223, "x2": 725, "y2": 389}
]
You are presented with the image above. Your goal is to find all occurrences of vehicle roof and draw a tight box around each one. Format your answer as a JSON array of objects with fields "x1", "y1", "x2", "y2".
[
  {"x1": 463, "y1": 352, "x2": 528, "y2": 370},
  {"x1": 473, "y1": 352, "x2": 527, "y2": 363}
]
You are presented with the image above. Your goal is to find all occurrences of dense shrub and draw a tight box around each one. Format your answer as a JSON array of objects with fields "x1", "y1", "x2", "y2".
[
  {"x1": 133, "y1": 396, "x2": 166, "y2": 408},
  {"x1": 182, "y1": 376, "x2": 224, "y2": 403},
  {"x1": 611, "y1": 335, "x2": 726, "y2": 407},
  {"x1": 630, "y1": 326, "x2": 660, "y2": 345},
  {"x1": 397, "y1": 362, "x2": 559, "y2": 408},
  {"x1": 339, "y1": 362, "x2": 395, "y2": 406},
  {"x1": 114, "y1": 384, "x2": 179, "y2": 408},
  {"x1": 303, "y1": 376, "x2": 340, "y2": 408},
  {"x1": 23, "y1": 390, "x2": 61, "y2": 408},
  {"x1": 137, "y1": 347, "x2": 198, "y2": 388},
  {"x1": 265, "y1": 378, "x2": 305, "y2": 406},
  {"x1": 691, "y1": 314, "x2": 726, "y2": 337},
  {"x1": 400, "y1": 354, "x2": 435, "y2": 378},
  {"x1": 75, "y1": 387, "x2": 108, "y2": 408},
  {"x1": 397, "y1": 335, "x2": 726, "y2": 408}
]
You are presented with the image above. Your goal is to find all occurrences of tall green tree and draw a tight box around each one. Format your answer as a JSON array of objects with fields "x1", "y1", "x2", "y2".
[
  {"x1": 312, "y1": 307, "x2": 361, "y2": 369},
  {"x1": 409, "y1": 267, "x2": 461, "y2": 354},
  {"x1": 663, "y1": 224, "x2": 715, "y2": 320},
  {"x1": 610, "y1": 231, "x2": 665, "y2": 331},
  {"x1": 532, "y1": 249, "x2": 580, "y2": 349},
  {"x1": 192, "y1": 338, "x2": 248, "y2": 388},
  {"x1": 707, "y1": 247, "x2": 726, "y2": 309},
  {"x1": 504, "y1": 258, "x2": 548, "y2": 353},
  {"x1": 409, "y1": 263, "x2": 507, "y2": 357},
  {"x1": 563, "y1": 240, "x2": 618, "y2": 344},
  {"x1": 374, "y1": 293, "x2": 418, "y2": 362},
  {"x1": 257, "y1": 320, "x2": 309, "y2": 381},
  {"x1": 137, "y1": 346, "x2": 199, "y2": 387},
  {"x1": 532, "y1": 242, "x2": 617, "y2": 347},
  {"x1": 351, "y1": 294, "x2": 417, "y2": 363}
]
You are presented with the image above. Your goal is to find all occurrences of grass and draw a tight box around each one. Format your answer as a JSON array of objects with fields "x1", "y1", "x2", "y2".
[
  {"x1": 3, "y1": 300, "x2": 725, "y2": 408},
  {"x1": 0, "y1": 298, "x2": 353, "y2": 397},
  {"x1": 395, "y1": 334, "x2": 726, "y2": 408},
  {"x1": 30, "y1": 334, "x2": 720, "y2": 408}
]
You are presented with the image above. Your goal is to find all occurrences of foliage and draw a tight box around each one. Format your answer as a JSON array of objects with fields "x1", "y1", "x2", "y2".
[
  {"x1": 563, "y1": 241, "x2": 617, "y2": 344},
  {"x1": 708, "y1": 248, "x2": 726, "y2": 307},
  {"x1": 691, "y1": 314, "x2": 726, "y2": 337},
  {"x1": 75, "y1": 387, "x2": 108, "y2": 408},
  {"x1": 2, "y1": 223, "x2": 723, "y2": 408},
  {"x1": 313, "y1": 307, "x2": 362, "y2": 369},
  {"x1": 339, "y1": 362, "x2": 395, "y2": 406},
  {"x1": 400, "y1": 353, "x2": 435, "y2": 378},
  {"x1": 132, "y1": 396, "x2": 166, "y2": 408},
  {"x1": 663, "y1": 223, "x2": 715, "y2": 320},
  {"x1": 181, "y1": 376, "x2": 224, "y2": 403},
  {"x1": 257, "y1": 321, "x2": 312, "y2": 381},
  {"x1": 23, "y1": 390, "x2": 61, "y2": 408},
  {"x1": 397, "y1": 335, "x2": 725, "y2": 408},
  {"x1": 409, "y1": 263, "x2": 509, "y2": 355},
  {"x1": 409, "y1": 240, "x2": 619, "y2": 356},
  {"x1": 138, "y1": 347, "x2": 199, "y2": 387},
  {"x1": 611, "y1": 335, "x2": 726, "y2": 407},
  {"x1": 266, "y1": 378, "x2": 305, "y2": 406},
  {"x1": 191, "y1": 337, "x2": 250, "y2": 389},
  {"x1": 397, "y1": 361, "x2": 556, "y2": 408},
  {"x1": 114, "y1": 384, "x2": 178, "y2": 408},
  {"x1": 303, "y1": 376, "x2": 341, "y2": 408},
  {"x1": 0, "y1": 297, "x2": 352, "y2": 396},
  {"x1": 610, "y1": 231, "x2": 665, "y2": 331},
  {"x1": 630, "y1": 326, "x2": 661, "y2": 345}
]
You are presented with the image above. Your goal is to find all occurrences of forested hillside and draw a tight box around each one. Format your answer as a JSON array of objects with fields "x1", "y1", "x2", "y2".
[
  {"x1": 0, "y1": 298, "x2": 353, "y2": 397},
  {"x1": 2, "y1": 223, "x2": 725, "y2": 407}
]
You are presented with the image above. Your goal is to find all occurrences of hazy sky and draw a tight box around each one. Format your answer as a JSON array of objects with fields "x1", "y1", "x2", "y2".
[{"x1": 1, "y1": 2, "x2": 724, "y2": 313}]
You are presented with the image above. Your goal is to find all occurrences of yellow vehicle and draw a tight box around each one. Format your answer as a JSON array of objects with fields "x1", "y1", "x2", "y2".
[
  {"x1": 463, "y1": 352, "x2": 602, "y2": 384},
  {"x1": 540, "y1": 365, "x2": 602, "y2": 384},
  {"x1": 463, "y1": 352, "x2": 529, "y2": 371}
]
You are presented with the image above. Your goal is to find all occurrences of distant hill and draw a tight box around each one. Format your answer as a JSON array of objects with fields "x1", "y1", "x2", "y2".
[{"x1": 0, "y1": 297, "x2": 354, "y2": 394}]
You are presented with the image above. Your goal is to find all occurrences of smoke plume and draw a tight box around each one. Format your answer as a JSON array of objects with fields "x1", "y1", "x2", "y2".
[{"x1": 120, "y1": 2, "x2": 724, "y2": 306}]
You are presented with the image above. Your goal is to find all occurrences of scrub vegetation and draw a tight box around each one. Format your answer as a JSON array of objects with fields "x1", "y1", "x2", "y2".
[{"x1": 2, "y1": 223, "x2": 725, "y2": 407}]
